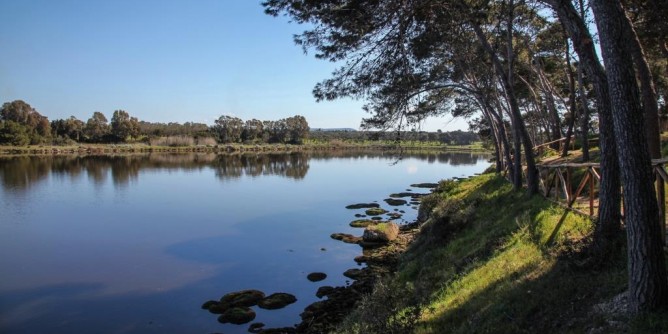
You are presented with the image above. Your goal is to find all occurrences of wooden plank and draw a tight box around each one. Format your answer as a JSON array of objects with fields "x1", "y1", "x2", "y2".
[
  {"x1": 557, "y1": 168, "x2": 570, "y2": 202},
  {"x1": 568, "y1": 172, "x2": 591, "y2": 209},
  {"x1": 589, "y1": 169, "x2": 595, "y2": 216},
  {"x1": 655, "y1": 165, "x2": 668, "y2": 182},
  {"x1": 536, "y1": 162, "x2": 599, "y2": 168}
]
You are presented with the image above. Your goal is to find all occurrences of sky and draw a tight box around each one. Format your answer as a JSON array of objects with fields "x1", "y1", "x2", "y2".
[{"x1": 0, "y1": 0, "x2": 469, "y2": 131}]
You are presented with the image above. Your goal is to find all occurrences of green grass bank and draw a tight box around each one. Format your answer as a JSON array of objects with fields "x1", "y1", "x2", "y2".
[{"x1": 337, "y1": 173, "x2": 668, "y2": 333}]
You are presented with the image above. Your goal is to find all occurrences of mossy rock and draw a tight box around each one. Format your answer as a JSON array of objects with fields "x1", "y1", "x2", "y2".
[
  {"x1": 220, "y1": 289, "x2": 266, "y2": 307},
  {"x1": 316, "y1": 286, "x2": 336, "y2": 298},
  {"x1": 410, "y1": 182, "x2": 439, "y2": 188},
  {"x1": 389, "y1": 192, "x2": 415, "y2": 198},
  {"x1": 384, "y1": 198, "x2": 407, "y2": 206},
  {"x1": 201, "y1": 300, "x2": 219, "y2": 310},
  {"x1": 363, "y1": 222, "x2": 400, "y2": 242},
  {"x1": 207, "y1": 302, "x2": 228, "y2": 314},
  {"x1": 371, "y1": 216, "x2": 383, "y2": 221},
  {"x1": 258, "y1": 293, "x2": 298, "y2": 310},
  {"x1": 387, "y1": 213, "x2": 402, "y2": 220},
  {"x1": 330, "y1": 233, "x2": 362, "y2": 244},
  {"x1": 217, "y1": 307, "x2": 256, "y2": 325},
  {"x1": 353, "y1": 255, "x2": 368, "y2": 263},
  {"x1": 258, "y1": 327, "x2": 298, "y2": 333},
  {"x1": 365, "y1": 208, "x2": 388, "y2": 216},
  {"x1": 349, "y1": 219, "x2": 378, "y2": 228},
  {"x1": 343, "y1": 268, "x2": 372, "y2": 280},
  {"x1": 249, "y1": 322, "x2": 265, "y2": 333},
  {"x1": 307, "y1": 272, "x2": 327, "y2": 282},
  {"x1": 345, "y1": 203, "x2": 379, "y2": 209}
]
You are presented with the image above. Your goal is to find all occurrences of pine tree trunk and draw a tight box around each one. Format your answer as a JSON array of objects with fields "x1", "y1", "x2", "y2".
[
  {"x1": 590, "y1": 0, "x2": 668, "y2": 314},
  {"x1": 562, "y1": 40, "x2": 577, "y2": 158},
  {"x1": 577, "y1": 63, "x2": 590, "y2": 162},
  {"x1": 473, "y1": 19, "x2": 539, "y2": 195},
  {"x1": 547, "y1": 0, "x2": 622, "y2": 249},
  {"x1": 619, "y1": 12, "x2": 661, "y2": 159}
]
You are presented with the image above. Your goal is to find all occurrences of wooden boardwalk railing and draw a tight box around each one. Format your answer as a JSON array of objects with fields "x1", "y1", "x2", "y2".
[{"x1": 535, "y1": 158, "x2": 668, "y2": 244}]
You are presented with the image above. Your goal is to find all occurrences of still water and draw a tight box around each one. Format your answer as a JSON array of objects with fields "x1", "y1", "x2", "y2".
[{"x1": 0, "y1": 151, "x2": 490, "y2": 333}]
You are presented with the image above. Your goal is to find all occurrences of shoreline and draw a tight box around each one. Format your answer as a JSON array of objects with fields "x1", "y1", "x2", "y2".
[{"x1": 0, "y1": 143, "x2": 490, "y2": 156}]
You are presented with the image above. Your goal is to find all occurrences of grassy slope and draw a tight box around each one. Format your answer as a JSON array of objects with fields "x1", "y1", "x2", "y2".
[{"x1": 342, "y1": 173, "x2": 668, "y2": 333}]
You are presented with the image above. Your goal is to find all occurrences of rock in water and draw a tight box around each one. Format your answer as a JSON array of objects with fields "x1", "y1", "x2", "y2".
[
  {"x1": 410, "y1": 183, "x2": 438, "y2": 188},
  {"x1": 365, "y1": 208, "x2": 388, "y2": 216},
  {"x1": 258, "y1": 293, "x2": 298, "y2": 310},
  {"x1": 330, "y1": 233, "x2": 362, "y2": 244},
  {"x1": 220, "y1": 289, "x2": 265, "y2": 307},
  {"x1": 307, "y1": 272, "x2": 327, "y2": 282},
  {"x1": 363, "y1": 222, "x2": 399, "y2": 242},
  {"x1": 217, "y1": 307, "x2": 256, "y2": 325},
  {"x1": 201, "y1": 300, "x2": 219, "y2": 310},
  {"x1": 349, "y1": 219, "x2": 378, "y2": 228},
  {"x1": 345, "y1": 203, "x2": 380, "y2": 209},
  {"x1": 384, "y1": 198, "x2": 407, "y2": 206},
  {"x1": 315, "y1": 286, "x2": 336, "y2": 298}
]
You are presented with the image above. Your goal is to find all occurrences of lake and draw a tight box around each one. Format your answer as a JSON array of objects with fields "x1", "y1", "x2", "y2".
[{"x1": 0, "y1": 151, "x2": 490, "y2": 334}]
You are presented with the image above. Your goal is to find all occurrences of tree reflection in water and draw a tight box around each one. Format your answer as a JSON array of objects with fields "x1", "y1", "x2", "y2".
[{"x1": 0, "y1": 151, "x2": 488, "y2": 191}]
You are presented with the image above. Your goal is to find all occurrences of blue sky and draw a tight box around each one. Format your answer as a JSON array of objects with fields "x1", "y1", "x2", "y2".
[{"x1": 0, "y1": 0, "x2": 467, "y2": 131}]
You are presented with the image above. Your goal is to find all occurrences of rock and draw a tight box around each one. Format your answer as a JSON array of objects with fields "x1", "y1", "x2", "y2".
[
  {"x1": 384, "y1": 198, "x2": 407, "y2": 206},
  {"x1": 201, "y1": 300, "x2": 219, "y2": 310},
  {"x1": 363, "y1": 222, "x2": 399, "y2": 242},
  {"x1": 389, "y1": 192, "x2": 416, "y2": 198},
  {"x1": 387, "y1": 213, "x2": 402, "y2": 220},
  {"x1": 220, "y1": 289, "x2": 266, "y2": 308},
  {"x1": 258, "y1": 327, "x2": 297, "y2": 334},
  {"x1": 345, "y1": 203, "x2": 380, "y2": 209},
  {"x1": 410, "y1": 182, "x2": 438, "y2": 188},
  {"x1": 371, "y1": 216, "x2": 383, "y2": 221},
  {"x1": 354, "y1": 213, "x2": 366, "y2": 218},
  {"x1": 330, "y1": 233, "x2": 361, "y2": 244},
  {"x1": 307, "y1": 272, "x2": 327, "y2": 282},
  {"x1": 353, "y1": 255, "x2": 368, "y2": 263},
  {"x1": 258, "y1": 293, "x2": 297, "y2": 310},
  {"x1": 218, "y1": 307, "x2": 256, "y2": 325},
  {"x1": 343, "y1": 268, "x2": 372, "y2": 280},
  {"x1": 349, "y1": 219, "x2": 378, "y2": 228},
  {"x1": 315, "y1": 286, "x2": 336, "y2": 298},
  {"x1": 249, "y1": 322, "x2": 265, "y2": 333},
  {"x1": 207, "y1": 303, "x2": 227, "y2": 314},
  {"x1": 365, "y1": 208, "x2": 388, "y2": 216}
]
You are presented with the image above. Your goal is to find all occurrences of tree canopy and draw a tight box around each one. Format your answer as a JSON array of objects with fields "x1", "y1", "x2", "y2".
[{"x1": 264, "y1": 0, "x2": 668, "y2": 314}]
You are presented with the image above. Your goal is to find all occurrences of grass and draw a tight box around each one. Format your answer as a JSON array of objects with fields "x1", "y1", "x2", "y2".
[{"x1": 337, "y1": 173, "x2": 655, "y2": 334}]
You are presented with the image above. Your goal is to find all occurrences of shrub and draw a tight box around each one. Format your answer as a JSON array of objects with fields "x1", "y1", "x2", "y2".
[
  {"x1": 196, "y1": 136, "x2": 217, "y2": 146},
  {"x1": 150, "y1": 135, "x2": 195, "y2": 147},
  {"x1": 336, "y1": 279, "x2": 423, "y2": 334}
]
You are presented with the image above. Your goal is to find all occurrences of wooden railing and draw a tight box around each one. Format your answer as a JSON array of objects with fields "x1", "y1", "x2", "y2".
[{"x1": 535, "y1": 158, "x2": 668, "y2": 244}]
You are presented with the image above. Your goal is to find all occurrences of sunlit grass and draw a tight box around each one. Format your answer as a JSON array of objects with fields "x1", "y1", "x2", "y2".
[{"x1": 339, "y1": 173, "x2": 633, "y2": 334}]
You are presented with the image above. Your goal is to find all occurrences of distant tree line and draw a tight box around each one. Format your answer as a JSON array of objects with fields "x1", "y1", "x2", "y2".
[
  {"x1": 1, "y1": 99, "x2": 478, "y2": 147},
  {"x1": 309, "y1": 129, "x2": 479, "y2": 145},
  {"x1": 210, "y1": 115, "x2": 310, "y2": 144},
  {"x1": 0, "y1": 100, "x2": 314, "y2": 146}
]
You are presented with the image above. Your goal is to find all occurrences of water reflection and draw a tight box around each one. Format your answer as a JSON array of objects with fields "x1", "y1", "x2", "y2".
[
  {"x1": 0, "y1": 151, "x2": 488, "y2": 191},
  {"x1": 0, "y1": 150, "x2": 491, "y2": 334}
]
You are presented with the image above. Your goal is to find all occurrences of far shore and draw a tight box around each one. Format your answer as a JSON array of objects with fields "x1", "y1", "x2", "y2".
[{"x1": 0, "y1": 142, "x2": 490, "y2": 156}]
